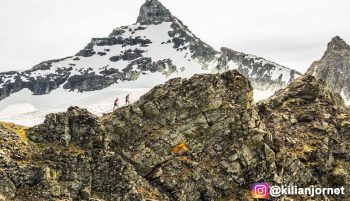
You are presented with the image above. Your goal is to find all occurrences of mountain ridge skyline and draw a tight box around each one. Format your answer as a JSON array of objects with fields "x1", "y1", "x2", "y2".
[
  {"x1": 1, "y1": 0, "x2": 349, "y2": 73},
  {"x1": 0, "y1": 0, "x2": 302, "y2": 126}
]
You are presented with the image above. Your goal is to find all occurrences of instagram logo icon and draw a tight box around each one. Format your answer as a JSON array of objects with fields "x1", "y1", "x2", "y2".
[{"x1": 252, "y1": 182, "x2": 269, "y2": 199}]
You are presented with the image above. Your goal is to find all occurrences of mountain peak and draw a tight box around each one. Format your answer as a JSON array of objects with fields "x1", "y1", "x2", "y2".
[
  {"x1": 306, "y1": 35, "x2": 350, "y2": 102},
  {"x1": 137, "y1": 0, "x2": 173, "y2": 25},
  {"x1": 327, "y1": 36, "x2": 350, "y2": 51}
]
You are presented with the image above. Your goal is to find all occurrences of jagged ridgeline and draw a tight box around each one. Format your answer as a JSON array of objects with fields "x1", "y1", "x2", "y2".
[
  {"x1": 0, "y1": 0, "x2": 301, "y2": 101},
  {"x1": 307, "y1": 36, "x2": 350, "y2": 103},
  {"x1": 0, "y1": 70, "x2": 349, "y2": 200}
]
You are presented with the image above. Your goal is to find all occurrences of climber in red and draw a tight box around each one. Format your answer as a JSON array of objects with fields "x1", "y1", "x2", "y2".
[{"x1": 113, "y1": 97, "x2": 119, "y2": 111}]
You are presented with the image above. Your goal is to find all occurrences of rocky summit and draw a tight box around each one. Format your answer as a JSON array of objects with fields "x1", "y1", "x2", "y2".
[
  {"x1": 306, "y1": 36, "x2": 350, "y2": 103},
  {"x1": 0, "y1": 0, "x2": 300, "y2": 103},
  {"x1": 137, "y1": 0, "x2": 173, "y2": 25},
  {"x1": 0, "y1": 70, "x2": 348, "y2": 201}
]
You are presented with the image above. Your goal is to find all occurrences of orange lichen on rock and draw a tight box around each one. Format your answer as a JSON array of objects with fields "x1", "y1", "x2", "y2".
[{"x1": 171, "y1": 143, "x2": 189, "y2": 155}]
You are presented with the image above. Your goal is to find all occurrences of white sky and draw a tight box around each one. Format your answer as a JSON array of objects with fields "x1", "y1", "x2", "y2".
[{"x1": 0, "y1": 0, "x2": 349, "y2": 73}]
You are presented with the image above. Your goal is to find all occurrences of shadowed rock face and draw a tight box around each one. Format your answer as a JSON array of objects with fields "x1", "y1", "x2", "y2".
[
  {"x1": 0, "y1": 70, "x2": 349, "y2": 200},
  {"x1": 306, "y1": 36, "x2": 350, "y2": 102}
]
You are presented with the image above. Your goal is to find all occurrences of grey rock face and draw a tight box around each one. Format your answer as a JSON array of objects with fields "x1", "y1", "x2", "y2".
[
  {"x1": 28, "y1": 107, "x2": 104, "y2": 149},
  {"x1": 306, "y1": 36, "x2": 350, "y2": 102},
  {"x1": 217, "y1": 47, "x2": 302, "y2": 90},
  {"x1": 137, "y1": 0, "x2": 173, "y2": 25},
  {"x1": 0, "y1": 70, "x2": 349, "y2": 200},
  {"x1": 63, "y1": 73, "x2": 117, "y2": 92},
  {"x1": 257, "y1": 75, "x2": 350, "y2": 199}
]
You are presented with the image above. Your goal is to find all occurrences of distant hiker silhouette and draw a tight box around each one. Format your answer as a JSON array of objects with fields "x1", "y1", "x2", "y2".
[
  {"x1": 113, "y1": 97, "x2": 119, "y2": 111},
  {"x1": 126, "y1": 94, "x2": 130, "y2": 106}
]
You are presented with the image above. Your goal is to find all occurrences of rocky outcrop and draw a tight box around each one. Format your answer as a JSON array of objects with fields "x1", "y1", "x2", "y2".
[
  {"x1": 306, "y1": 36, "x2": 350, "y2": 102},
  {"x1": 0, "y1": 109, "x2": 167, "y2": 201},
  {"x1": 0, "y1": 70, "x2": 348, "y2": 200},
  {"x1": 257, "y1": 76, "x2": 350, "y2": 197},
  {"x1": 0, "y1": 71, "x2": 262, "y2": 200},
  {"x1": 101, "y1": 70, "x2": 269, "y2": 200},
  {"x1": 137, "y1": 0, "x2": 173, "y2": 25}
]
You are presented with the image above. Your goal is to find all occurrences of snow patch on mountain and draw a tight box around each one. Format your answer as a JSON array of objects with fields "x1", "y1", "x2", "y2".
[
  {"x1": 23, "y1": 22, "x2": 208, "y2": 81},
  {"x1": 253, "y1": 89, "x2": 275, "y2": 102},
  {"x1": 0, "y1": 103, "x2": 37, "y2": 118},
  {"x1": 0, "y1": 86, "x2": 150, "y2": 127},
  {"x1": 0, "y1": 78, "x2": 276, "y2": 127}
]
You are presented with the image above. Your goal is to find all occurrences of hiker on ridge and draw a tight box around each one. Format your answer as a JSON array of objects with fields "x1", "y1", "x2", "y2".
[
  {"x1": 126, "y1": 94, "x2": 130, "y2": 106},
  {"x1": 113, "y1": 97, "x2": 119, "y2": 111}
]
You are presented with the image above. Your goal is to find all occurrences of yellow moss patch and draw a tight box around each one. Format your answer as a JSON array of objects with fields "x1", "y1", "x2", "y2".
[
  {"x1": 246, "y1": 91, "x2": 254, "y2": 109},
  {"x1": 17, "y1": 129, "x2": 29, "y2": 143},
  {"x1": 68, "y1": 144, "x2": 85, "y2": 156},
  {"x1": 289, "y1": 144, "x2": 314, "y2": 160},
  {"x1": 222, "y1": 102, "x2": 236, "y2": 110},
  {"x1": 333, "y1": 167, "x2": 347, "y2": 176},
  {"x1": 337, "y1": 113, "x2": 348, "y2": 120},
  {"x1": 171, "y1": 143, "x2": 189, "y2": 155},
  {"x1": 0, "y1": 122, "x2": 29, "y2": 142},
  {"x1": 282, "y1": 98, "x2": 306, "y2": 108},
  {"x1": 333, "y1": 161, "x2": 347, "y2": 176},
  {"x1": 203, "y1": 100, "x2": 223, "y2": 112},
  {"x1": 302, "y1": 144, "x2": 314, "y2": 153}
]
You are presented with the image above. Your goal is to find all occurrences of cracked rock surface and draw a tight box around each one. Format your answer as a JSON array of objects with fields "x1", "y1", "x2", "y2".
[{"x1": 0, "y1": 70, "x2": 349, "y2": 200}]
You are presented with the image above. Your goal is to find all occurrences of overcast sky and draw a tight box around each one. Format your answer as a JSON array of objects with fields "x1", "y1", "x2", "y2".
[{"x1": 0, "y1": 0, "x2": 349, "y2": 73}]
